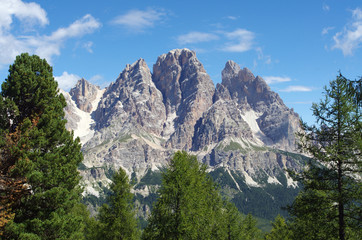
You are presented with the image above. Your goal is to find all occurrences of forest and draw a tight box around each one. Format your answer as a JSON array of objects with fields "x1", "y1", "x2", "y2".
[{"x1": 0, "y1": 54, "x2": 361, "y2": 239}]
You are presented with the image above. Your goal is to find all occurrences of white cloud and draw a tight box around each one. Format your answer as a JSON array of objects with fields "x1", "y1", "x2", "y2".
[
  {"x1": 279, "y1": 86, "x2": 313, "y2": 92},
  {"x1": 82, "y1": 41, "x2": 94, "y2": 53},
  {"x1": 55, "y1": 72, "x2": 81, "y2": 91},
  {"x1": 321, "y1": 26, "x2": 334, "y2": 35},
  {"x1": 323, "y1": 4, "x2": 330, "y2": 12},
  {"x1": 256, "y1": 47, "x2": 272, "y2": 64},
  {"x1": 0, "y1": 11, "x2": 101, "y2": 67},
  {"x1": 112, "y1": 8, "x2": 166, "y2": 32},
  {"x1": 48, "y1": 14, "x2": 100, "y2": 41},
  {"x1": 222, "y1": 28, "x2": 255, "y2": 52},
  {"x1": 226, "y1": 16, "x2": 238, "y2": 20},
  {"x1": 263, "y1": 76, "x2": 291, "y2": 84},
  {"x1": 332, "y1": 8, "x2": 362, "y2": 55},
  {"x1": 0, "y1": 0, "x2": 48, "y2": 32},
  {"x1": 177, "y1": 32, "x2": 219, "y2": 44}
]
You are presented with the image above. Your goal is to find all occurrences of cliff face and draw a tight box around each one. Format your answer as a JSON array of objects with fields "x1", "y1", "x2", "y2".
[
  {"x1": 63, "y1": 49, "x2": 304, "y2": 219},
  {"x1": 153, "y1": 49, "x2": 215, "y2": 149}
]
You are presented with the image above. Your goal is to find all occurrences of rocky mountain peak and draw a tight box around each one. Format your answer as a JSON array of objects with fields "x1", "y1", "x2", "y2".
[
  {"x1": 153, "y1": 49, "x2": 215, "y2": 149},
  {"x1": 93, "y1": 58, "x2": 166, "y2": 135},
  {"x1": 222, "y1": 60, "x2": 241, "y2": 80},
  {"x1": 65, "y1": 50, "x2": 304, "y2": 213},
  {"x1": 69, "y1": 78, "x2": 100, "y2": 113}
]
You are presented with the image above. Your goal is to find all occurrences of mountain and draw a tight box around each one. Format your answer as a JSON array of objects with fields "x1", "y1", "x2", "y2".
[{"x1": 62, "y1": 49, "x2": 306, "y2": 221}]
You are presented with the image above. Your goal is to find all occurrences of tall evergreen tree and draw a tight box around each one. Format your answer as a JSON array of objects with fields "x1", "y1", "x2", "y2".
[
  {"x1": 142, "y1": 151, "x2": 228, "y2": 240},
  {"x1": 95, "y1": 167, "x2": 140, "y2": 240},
  {"x1": 264, "y1": 215, "x2": 292, "y2": 240},
  {"x1": 240, "y1": 214, "x2": 262, "y2": 240},
  {"x1": 288, "y1": 74, "x2": 361, "y2": 240},
  {"x1": 0, "y1": 53, "x2": 86, "y2": 239}
]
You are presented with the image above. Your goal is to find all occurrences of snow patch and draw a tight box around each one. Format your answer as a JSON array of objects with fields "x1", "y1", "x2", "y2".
[
  {"x1": 227, "y1": 169, "x2": 242, "y2": 192},
  {"x1": 242, "y1": 171, "x2": 260, "y2": 187},
  {"x1": 163, "y1": 111, "x2": 177, "y2": 136},
  {"x1": 72, "y1": 88, "x2": 105, "y2": 145},
  {"x1": 241, "y1": 109, "x2": 272, "y2": 145},
  {"x1": 83, "y1": 185, "x2": 100, "y2": 197},
  {"x1": 91, "y1": 88, "x2": 105, "y2": 111},
  {"x1": 267, "y1": 175, "x2": 282, "y2": 185},
  {"x1": 285, "y1": 172, "x2": 298, "y2": 188}
]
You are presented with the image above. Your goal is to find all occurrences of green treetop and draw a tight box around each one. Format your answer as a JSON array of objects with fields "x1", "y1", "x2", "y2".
[
  {"x1": 142, "y1": 151, "x2": 261, "y2": 240},
  {"x1": 95, "y1": 167, "x2": 140, "y2": 240},
  {"x1": 0, "y1": 53, "x2": 86, "y2": 239},
  {"x1": 288, "y1": 74, "x2": 361, "y2": 240}
]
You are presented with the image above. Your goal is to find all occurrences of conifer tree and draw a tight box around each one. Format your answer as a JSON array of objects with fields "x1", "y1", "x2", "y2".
[
  {"x1": 0, "y1": 53, "x2": 86, "y2": 239},
  {"x1": 95, "y1": 167, "x2": 140, "y2": 240},
  {"x1": 142, "y1": 151, "x2": 228, "y2": 240},
  {"x1": 288, "y1": 74, "x2": 361, "y2": 240},
  {"x1": 240, "y1": 213, "x2": 262, "y2": 240},
  {"x1": 264, "y1": 215, "x2": 292, "y2": 240}
]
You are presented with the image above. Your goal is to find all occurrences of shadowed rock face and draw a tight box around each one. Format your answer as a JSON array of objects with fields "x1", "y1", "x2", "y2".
[
  {"x1": 63, "y1": 49, "x2": 303, "y2": 203},
  {"x1": 70, "y1": 78, "x2": 100, "y2": 113},
  {"x1": 218, "y1": 60, "x2": 300, "y2": 151},
  {"x1": 153, "y1": 49, "x2": 215, "y2": 149}
]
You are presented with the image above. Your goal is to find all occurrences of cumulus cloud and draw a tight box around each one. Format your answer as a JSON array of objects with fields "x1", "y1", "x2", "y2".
[
  {"x1": 222, "y1": 28, "x2": 255, "y2": 52},
  {"x1": 0, "y1": 6, "x2": 101, "y2": 67},
  {"x1": 177, "y1": 32, "x2": 219, "y2": 44},
  {"x1": 332, "y1": 8, "x2": 362, "y2": 55},
  {"x1": 55, "y1": 71, "x2": 81, "y2": 91},
  {"x1": 263, "y1": 76, "x2": 291, "y2": 84},
  {"x1": 0, "y1": 0, "x2": 48, "y2": 31},
  {"x1": 279, "y1": 86, "x2": 313, "y2": 92},
  {"x1": 112, "y1": 8, "x2": 166, "y2": 32}
]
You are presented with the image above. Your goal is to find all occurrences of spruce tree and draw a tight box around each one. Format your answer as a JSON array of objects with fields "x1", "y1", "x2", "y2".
[
  {"x1": 142, "y1": 151, "x2": 228, "y2": 240},
  {"x1": 0, "y1": 53, "x2": 85, "y2": 239},
  {"x1": 288, "y1": 74, "x2": 361, "y2": 240},
  {"x1": 95, "y1": 167, "x2": 140, "y2": 240}
]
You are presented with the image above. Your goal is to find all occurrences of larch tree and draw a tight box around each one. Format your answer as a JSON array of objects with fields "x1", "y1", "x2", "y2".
[
  {"x1": 142, "y1": 151, "x2": 228, "y2": 240},
  {"x1": 0, "y1": 53, "x2": 86, "y2": 239},
  {"x1": 95, "y1": 167, "x2": 140, "y2": 240},
  {"x1": 288, "y1": 74, "x2": 361, "y2": 240},
  {"x1": 264, "y1": 215, "x2": 292, "y2": 240}
]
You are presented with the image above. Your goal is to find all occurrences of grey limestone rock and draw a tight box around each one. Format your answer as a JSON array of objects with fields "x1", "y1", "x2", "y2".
[
  {"x1": 153, "y1": 49, "x2": 215, "y2": 149},
  {"x1": 63, "y1": 49, "x2": 304, "y2": 208},
  {"x1": 70, "y1": 78, "x2": 101, "y2": 113}
]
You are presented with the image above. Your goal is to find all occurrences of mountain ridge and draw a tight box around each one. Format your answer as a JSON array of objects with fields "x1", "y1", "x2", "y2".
[{"x1": 63, "y1": 48, "x2": 304, "y2": 220}]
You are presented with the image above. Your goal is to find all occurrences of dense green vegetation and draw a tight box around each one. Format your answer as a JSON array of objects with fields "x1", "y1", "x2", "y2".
[
  {"x1": 142, "y1": 151, "x2": 262, "y2": 239},
  {"x1": 92, "y1": 167, "x2": 140, "y2": 240},
  {"x1": 0, "y1": 54, "x2": 88, "y2": 239},
  {"x1": 288, "y1": 74, "x2": 361, "y2": 240}
]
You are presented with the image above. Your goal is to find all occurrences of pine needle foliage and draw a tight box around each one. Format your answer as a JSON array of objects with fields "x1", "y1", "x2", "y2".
[
  {"x1": 0, "y1": 53, "x2": 86, "y2": 239},
  {"x1": 288, "y1": 74, "x2": 361, "y2": 240}
]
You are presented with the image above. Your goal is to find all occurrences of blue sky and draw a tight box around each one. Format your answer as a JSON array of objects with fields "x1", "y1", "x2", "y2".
[{"x1": 0, "y1": 0, "x2": 362, "y2": 124}]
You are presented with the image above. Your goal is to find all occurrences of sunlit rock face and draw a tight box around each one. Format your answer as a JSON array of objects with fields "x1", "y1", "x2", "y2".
[{"x1": 62, "y1": 49, "x2": 303, "y2": 219}]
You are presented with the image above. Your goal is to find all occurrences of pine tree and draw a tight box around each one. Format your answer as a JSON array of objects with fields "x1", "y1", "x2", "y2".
[
  {"x1": 142, "y1": 151, "x2": 228, "y2": 240},
  {"x1": 288, "y1": 74, "x2": 362, "y2": 240},
  {"x1": 0, "y1": 53, "x2": 86, "y2": 239},
  {"x1": 95, "y1": 167, "x2": 140, "y2": 240}
]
